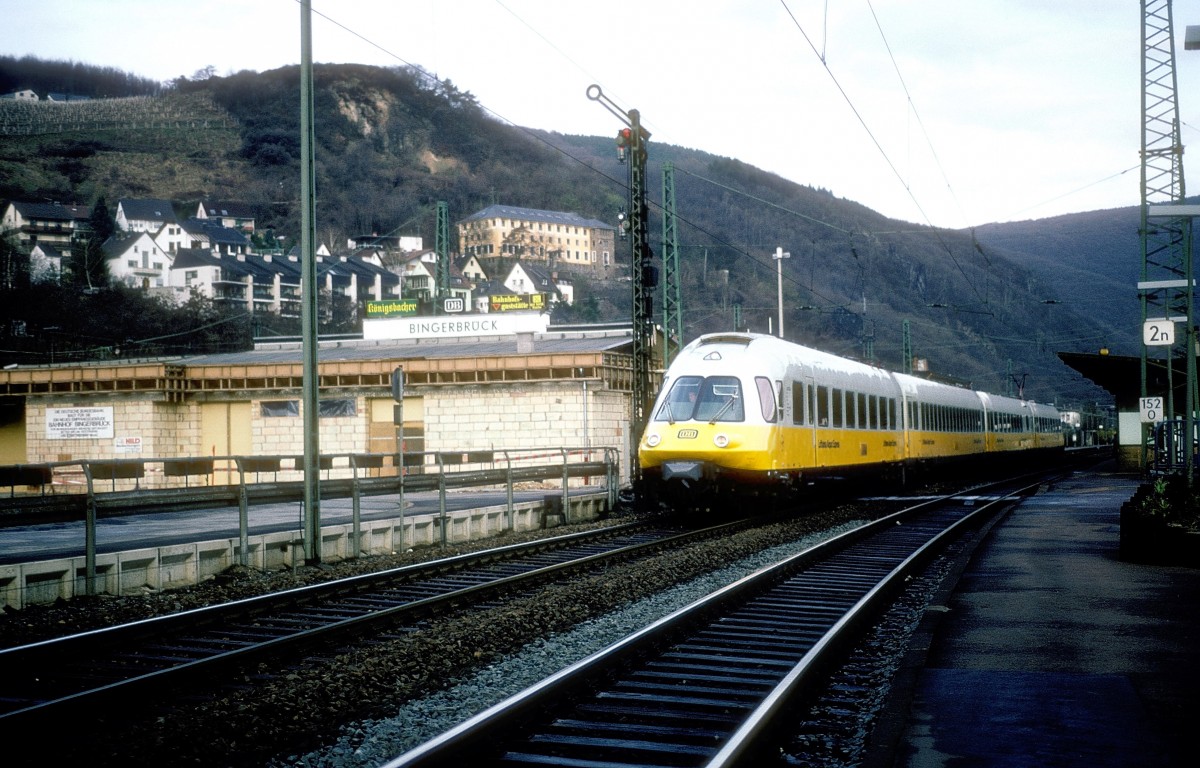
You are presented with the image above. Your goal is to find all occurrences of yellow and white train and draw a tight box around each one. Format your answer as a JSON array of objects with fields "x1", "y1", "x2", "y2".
[{"x1": 637, "y1": 332, "x2": 1064, "y2": 503}]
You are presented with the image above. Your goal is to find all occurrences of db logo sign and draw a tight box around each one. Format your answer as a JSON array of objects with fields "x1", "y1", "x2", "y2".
[{"x1": 443, "y1": 297, "x2": 465, "y2": 313}]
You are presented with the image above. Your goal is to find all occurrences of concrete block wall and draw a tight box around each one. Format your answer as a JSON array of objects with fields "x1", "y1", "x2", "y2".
[
  {"x1": 13, "y1": 382, "x2": 633, "y2": 485},
  {"x1": 26, "y1": 399, "x2": 168, "y2": 464},
  {"x1": 426, "y1": 382, "x2": 630, "y2": 481},
  {"x1": 248, "y1": 397, "x2": 370, "y2": 457}
]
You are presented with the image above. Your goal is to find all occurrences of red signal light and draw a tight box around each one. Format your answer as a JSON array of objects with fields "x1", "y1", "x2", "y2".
[{"x1": 616, "y1": 128, "x2": 631, "y2": 163}]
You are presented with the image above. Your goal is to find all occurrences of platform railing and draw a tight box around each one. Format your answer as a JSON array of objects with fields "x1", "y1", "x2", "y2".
[
  {"x1": 2, "y1": 447, "x2": 621, "y2": 597},
  {"x1": 0, "y1": 446, "x2": 620, "y2": 526}
]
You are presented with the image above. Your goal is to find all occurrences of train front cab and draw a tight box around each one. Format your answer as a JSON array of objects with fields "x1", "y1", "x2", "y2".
[{"x1": 638, "y1": 365, "x2": 783, "y2": 496}]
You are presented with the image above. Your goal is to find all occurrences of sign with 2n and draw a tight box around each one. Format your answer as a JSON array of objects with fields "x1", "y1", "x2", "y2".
[{"x1": 1143, "y1": 319, "x2": 1175, "y2": 346}]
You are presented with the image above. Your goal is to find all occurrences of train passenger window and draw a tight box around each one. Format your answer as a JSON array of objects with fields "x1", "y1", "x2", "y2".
[
  {"x1": 832, "y1": 389, "x2": 844, "y2": 428},
  {"x1": 792, "y1": 382, "x2": 805, "y2": 425},
  {"x1": 858, "y1": 393, "x2": 868, "y2": 429},
  {"x1": 755, "y1": 377, "x2": 777, "y2": 423},
  {"x1": 817, "y1": 386, "x2": 830, "y2": 426}
]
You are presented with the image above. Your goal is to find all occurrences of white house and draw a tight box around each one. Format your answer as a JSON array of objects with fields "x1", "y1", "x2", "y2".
[
  {"x1": 115, "y1": 198, "x2": 176, "y2": 234},
  {"x1": 28, "y1": 243, "x2": 65, "y2": 284},
  {"x1": 103, "y1": 231, "x2": 171, "y2": 289},
  {"x1": 181, "y1": 218, "x2": 251, "y2": 255},
  {"x1": 1, "y1": 200, "x2": 91, "y2": 249},
  {"x1": 193, "y1": 201, "x2": 256, "y2": 232},
  {"x1": 503, "y1": 261, "x2": 573, "y2": 305}
]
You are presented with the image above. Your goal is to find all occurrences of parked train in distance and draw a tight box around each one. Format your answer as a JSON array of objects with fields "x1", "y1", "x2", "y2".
[{"x1": 637, "y1": 332, "x2": 1065, "y2": 506}]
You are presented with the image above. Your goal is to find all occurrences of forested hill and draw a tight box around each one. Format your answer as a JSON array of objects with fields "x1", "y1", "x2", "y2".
[{"x1": 0, "y1": 58, "x2": 1132, "y2": 406}]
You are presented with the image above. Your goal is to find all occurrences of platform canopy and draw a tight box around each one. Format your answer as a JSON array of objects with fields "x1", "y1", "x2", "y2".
[{"x1": 1058, "y1": 351, "x2": 1185, "y2": 409}]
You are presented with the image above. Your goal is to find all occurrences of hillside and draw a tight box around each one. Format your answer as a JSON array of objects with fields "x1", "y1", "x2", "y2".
[
  {"x1": 975, "y1": 207, "x2": 1143, "y2": 360},
  {"x1": 0, "y1": 60, "x2": 1127, "y2": 406}
]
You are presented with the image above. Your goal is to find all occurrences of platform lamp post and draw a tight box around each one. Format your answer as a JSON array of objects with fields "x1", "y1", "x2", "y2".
[{"x1": 774, "y1": 247, "x2": 790, "y2": 339}]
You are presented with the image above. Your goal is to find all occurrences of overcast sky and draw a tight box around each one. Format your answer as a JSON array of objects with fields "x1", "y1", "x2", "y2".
[{"x1": 7, "y1": 0, "x2": 1200, "y2": 229}]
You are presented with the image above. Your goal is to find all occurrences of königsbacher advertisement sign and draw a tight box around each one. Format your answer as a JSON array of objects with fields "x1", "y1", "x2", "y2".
[{"x1": 365, "y1": 299, "x2": 420, "y2": 318}]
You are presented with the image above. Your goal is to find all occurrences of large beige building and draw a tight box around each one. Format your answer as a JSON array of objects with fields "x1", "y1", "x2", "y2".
[{"x1": 457, "y1": 205, "x2": 617, "y2": 277}]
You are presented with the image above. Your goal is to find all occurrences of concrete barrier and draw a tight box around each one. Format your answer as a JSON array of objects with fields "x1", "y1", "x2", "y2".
[{"x1": 0, "y1": 492, "x2": 610, "y2": 610}]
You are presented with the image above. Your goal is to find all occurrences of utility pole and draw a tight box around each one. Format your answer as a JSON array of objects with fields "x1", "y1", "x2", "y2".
[
  {"x1": 773, "y1": 247, "x2": 790, "y2": 339},
  {"x1": 299, "y1": 0, "x2": 321, "y2": 563},
  {"x1": 587, "y1": 85, "x2": 655, "y2": 479}
]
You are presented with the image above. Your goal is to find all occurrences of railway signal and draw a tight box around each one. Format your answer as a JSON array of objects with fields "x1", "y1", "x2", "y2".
[{"x1": 588, "y1": 85, "x2": 654, "y2": 480}]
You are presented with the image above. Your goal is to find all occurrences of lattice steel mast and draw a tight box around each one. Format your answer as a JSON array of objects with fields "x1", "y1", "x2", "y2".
[
  {"x1": 661, "y1": 162, "x2": 682, "y2": 368},
  {"x1": 435, "y1": 201, "x2": 450, "y2": 308},
  {"x1": 1140, "y1": 0, "x2": 1194, "y2": 474}
]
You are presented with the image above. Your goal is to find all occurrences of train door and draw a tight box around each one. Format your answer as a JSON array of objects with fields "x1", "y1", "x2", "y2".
[
  {"x1": 803, "y1": 372, "x2": 818, "y2": 465},
  {"x1": 900, "y1": 389, "x2": 917, "y2": 460},
  {"x1": 782, "y1": 368, "x2": 811, "y2": 470},
  {"x1": 199, "y1": 401, "x2": 252, "y2": 484}
]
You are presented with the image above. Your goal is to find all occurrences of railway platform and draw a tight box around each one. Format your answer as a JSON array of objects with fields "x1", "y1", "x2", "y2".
[{"x1": 868, "y1": 462, "x2": 1200, "y2": 767}]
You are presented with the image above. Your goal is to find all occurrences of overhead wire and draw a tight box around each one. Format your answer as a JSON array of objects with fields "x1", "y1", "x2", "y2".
[
  {"x1": 777, "y1": 0, "x2": 991, "y2": 311},
  {"x1": 864, "y1": 0, "x2": 970, "y2": 228},
  {"x1": 304, "y1": 1, "x2": 1107, "y2": 376},
  {"x1": 306, "y1": 0, "x2": 999, "y2": 321},
  {"x1": 298, "y1": 2, "x2": 863, "y2": 317}
]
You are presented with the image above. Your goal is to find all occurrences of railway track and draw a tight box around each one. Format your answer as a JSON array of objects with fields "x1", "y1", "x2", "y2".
[
  {"x1": 384, "y1": 474, "x2": 1054, "y2": 768},
  {"x1": 0, "y1": 517, "x2": 758, "y2": 730}
]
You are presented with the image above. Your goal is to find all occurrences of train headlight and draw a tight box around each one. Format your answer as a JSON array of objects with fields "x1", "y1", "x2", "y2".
[
  {"x1": 713, "y1": 433, "x2": 729, "y2": 448},
  {"x1": 646, "y1": 434, "x2": 661, "y2": 447}
]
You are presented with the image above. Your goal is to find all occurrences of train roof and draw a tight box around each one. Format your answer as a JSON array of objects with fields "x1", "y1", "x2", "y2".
[
  {"x1": 684, "y1": 333, "x2": 1060, "y2": 415},
  {"x1": 685, "y1": 333, "x2": 892, "y2": 377}
]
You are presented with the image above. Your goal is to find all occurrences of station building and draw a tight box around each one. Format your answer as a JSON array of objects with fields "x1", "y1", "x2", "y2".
[{"x1": 0, "y1": 314, "x2": 645, "y2": 485}]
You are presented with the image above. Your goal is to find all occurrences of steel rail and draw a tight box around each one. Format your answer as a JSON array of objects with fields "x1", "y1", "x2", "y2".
[
  {"x1": 384, "y1": 474, "x2": 1053, "y2": 768},
  {"x1": 0, "y1": 518, "x2": 754, "y2": 728}
]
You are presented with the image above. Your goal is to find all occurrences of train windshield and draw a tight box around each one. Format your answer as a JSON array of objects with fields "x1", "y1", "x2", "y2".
[{"x1": 654, "y1": 376, "x2": 745, "y2": 423}]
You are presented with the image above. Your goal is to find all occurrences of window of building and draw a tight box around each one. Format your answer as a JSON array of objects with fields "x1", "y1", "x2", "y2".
[
  {"x1": 319, "y1": 398, "x2": 357, "y2": 417},
  {"x1": 261, "y1": 400, "x2": 299, "y2": 417}
]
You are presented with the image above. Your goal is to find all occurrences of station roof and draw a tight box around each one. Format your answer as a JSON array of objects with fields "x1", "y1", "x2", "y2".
[
  {"x1": 1058, "y1": 351, "x2": 1184, "y2": 408},
  {"x1": 188, "y1": 328, "x2": 634, "y2": 366},
  {"x1": 0, "y1": 325, "x2": 640, "y2": 399}
]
